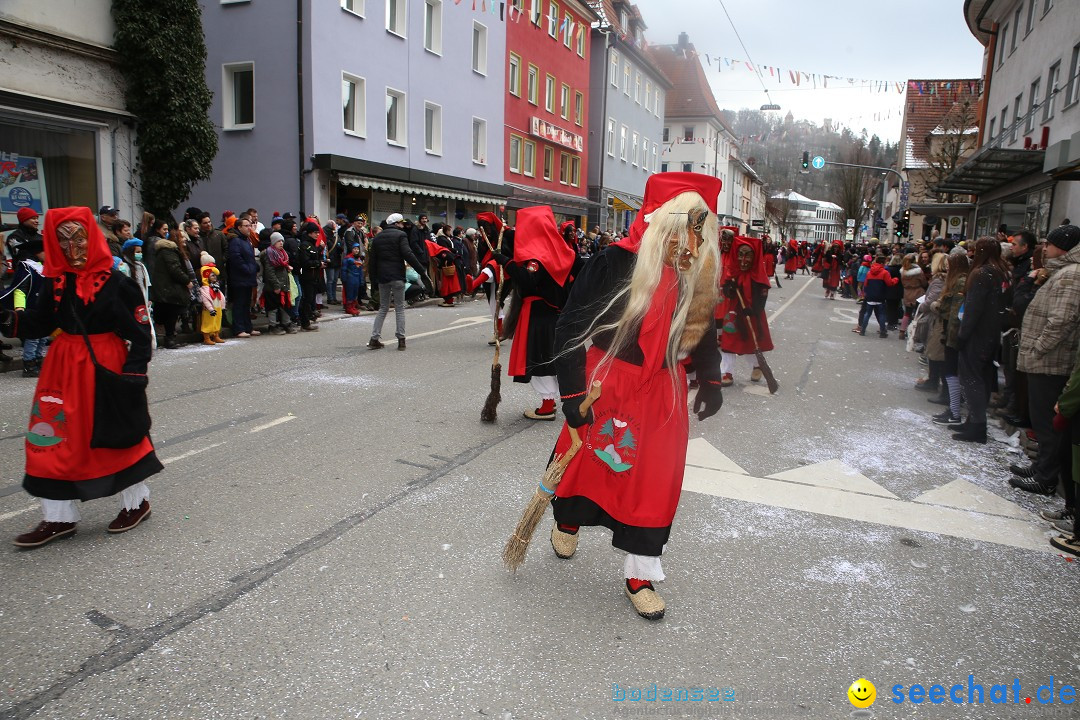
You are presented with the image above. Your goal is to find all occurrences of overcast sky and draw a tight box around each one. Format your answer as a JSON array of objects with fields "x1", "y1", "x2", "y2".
[{"x1": 631, "y1": 0, "x2": 987, "y2": 143}]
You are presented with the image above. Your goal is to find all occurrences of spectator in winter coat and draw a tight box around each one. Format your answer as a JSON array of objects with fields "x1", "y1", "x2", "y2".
[
  {"x1": 226, "y1": 217, "x2": 260, "y2": 338},
  {"x1": 1002, "y1": 230, "x2": 1037, "y2": 426},
  {"x1": 261, "y1": 232, "x2": 296, "y2": 334},
  {"x1": 856, "y1": 256, "x2": 900, "y2": 337},
  {"x1": 884, "y1": 254, "x2": 905, "y2": 328},
  {"x1": 5, "y1": 207, "x2": 42, "y2": 264},
  {"x1": 900, "y1": 253, "x2": 928, "y2": 339},
  {"x1": 151, "y1": 232, "x2": 193, "y2": 349},
  {"x1": 295, "y1": 222, "x2": 323, "y2": 331},
  {"x1": 1013, "y1": 225, "x2": 1080, "y2": 495},
  {"x1": 931, "y1": 253, "x2": 970, "y2": 427},
  {"x1": 1049, "y1": 339, "x2": 1080, "y2": 555},
  {"x1": 366, "y1": 214, "x2": 433, "y2": 350},
  {"x1": 953, "y1": 238, "x2": 1009, "y2": 444},
  {"x1": 198, "y1": 213, "x2": 229, "y2": 294},
  {"x1": 5, "y1": 236, "x2": 47, "y2": 376}
]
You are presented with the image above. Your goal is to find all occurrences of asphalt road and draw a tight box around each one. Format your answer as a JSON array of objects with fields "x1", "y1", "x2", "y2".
[{"x1": 0, "y1": 275, "x2": 1076, "y2": 719}]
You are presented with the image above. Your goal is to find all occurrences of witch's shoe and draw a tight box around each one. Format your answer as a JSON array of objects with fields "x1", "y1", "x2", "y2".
[
  {"x1": 750, "y1": 367, "x2": 763, "y2": 383},
  {"x1": 108, "y1": 500, "x2": 151, "y2": 533},
  {"x1": 550, "y1": 523, "x2": 579, "y2": 559},
  {"x1": 720, "y1": 373, "x2": 734, "y2": 387},
  {"x1": 625, "y1": 579, "x2": 665, "y2": 620},
  {"x1": 202, "y1": 333, "x2": 216, "y2": 346},
  {"x1": 525, "y1": 398, "x2": 556, "y2": 420},
  {"x1": 14, "y1": 521, "x2": 76, "y2": 548}
]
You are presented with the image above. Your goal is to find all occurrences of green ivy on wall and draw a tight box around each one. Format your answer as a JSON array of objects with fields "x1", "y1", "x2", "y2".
[{"x1": 112, "y1": 0, "x2": 218, "y2": 220}]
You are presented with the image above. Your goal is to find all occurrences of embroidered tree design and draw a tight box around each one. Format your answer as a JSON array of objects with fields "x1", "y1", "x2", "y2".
[
  {"x1": 617, "y1": 428, "x2": 637, "y2": 452},
  {"x1": 599, "y1": 419, "x2": 615, "y2": 439}
]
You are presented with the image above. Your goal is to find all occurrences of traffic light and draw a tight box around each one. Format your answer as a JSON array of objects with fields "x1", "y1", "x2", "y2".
[{"x1": 802, "y1": 151, "x2": 809, "y2": 170}]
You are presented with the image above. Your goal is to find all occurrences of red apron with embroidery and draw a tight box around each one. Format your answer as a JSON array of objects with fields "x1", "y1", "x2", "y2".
[{"x1": 25, "y1": 332, "x2": 154, "y2": 482}]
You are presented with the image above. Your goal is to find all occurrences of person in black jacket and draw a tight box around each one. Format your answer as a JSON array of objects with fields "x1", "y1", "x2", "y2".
[
  {"x1": 954, "y1": 238, "x2": 1009, "y2": 444},
  {"x1": 226, "y1": 217, "x2": 260, "y2": 338},
  {"x1": 296, "y1": 223, "x2": 323, "y2": 331},
  {"x1": 366, "y1": 214, "x2": 432, "y2": 350},
  {"x1": 1002, "y1": 231, "x2": 1036, "y2": 427}
]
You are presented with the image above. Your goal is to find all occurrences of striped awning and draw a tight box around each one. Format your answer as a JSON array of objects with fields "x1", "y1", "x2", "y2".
[{"x1": 337, "y1": 173, "x2": 505, "y2": 205}]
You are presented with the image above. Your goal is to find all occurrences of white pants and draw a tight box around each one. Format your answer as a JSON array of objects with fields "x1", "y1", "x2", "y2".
[
  {"x1": 530, "y1": 375, "x2": 559, "y2": 401},
  {"x1": 625, "y1": 553, "x2": 665, "y2": 582},
  {"x1": 720, "y1": 351, "x2": 759, "y2": 376},
  {"x1": 40, "y1": 482, "x2": 150, "y2": 523}
]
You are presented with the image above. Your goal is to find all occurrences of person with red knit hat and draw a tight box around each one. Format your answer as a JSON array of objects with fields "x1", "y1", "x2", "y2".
[
  {"x1": 490, "y1": 206, "x2": 582, "y2": 420},
  {"x1": 5, "y1": 207, "x2": 42, "y2": 264},
  {"x1": 1, "y1": 207, "x2": 162, "y2": 548},
  {"x1": 716, "y1": 233, "x2": 774, "y2": 386},
  {"x1": 543, "y1": 172, "x2": 725, "y2": 620}
]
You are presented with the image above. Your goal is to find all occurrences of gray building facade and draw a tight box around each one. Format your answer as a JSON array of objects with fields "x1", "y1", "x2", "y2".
[
  {"x1": 190, "y1": 0, "x2": 506, "y2": 226},
  {"x1": 586, "y1": 1, "x2": 668, "y2": 233}
]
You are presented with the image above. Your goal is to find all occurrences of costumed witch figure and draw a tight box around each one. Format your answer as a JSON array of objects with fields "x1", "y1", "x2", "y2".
[
  {"x1": 497, "y1": 206, "x2": 582, "y2": 420},
  {"x1": 548, "y1": 172, "x2": 725, "y2": 620},
  {"x1": 784, "y1": 238, "x2": 800, "y2": 279},
  {"x1": 716, "y1": 233, "x2": 774, "y2": 386},
  {"x1": 821, "y1": 239, "x2": 844, "y2": 299},
  {"x1": 198, "y1": 252, "x2": 226, "y2": 345},
  {"x1": 1, "y1": 207, "x2": 163, "y2": 548}
]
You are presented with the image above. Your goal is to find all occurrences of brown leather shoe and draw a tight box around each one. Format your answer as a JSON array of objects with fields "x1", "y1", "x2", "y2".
[
  {"x1": 14, "y1": 521, "x2": 76, "y2": 548},
  {"x1": 108, "y1": 500, "x2": 151, "y2": 533}
]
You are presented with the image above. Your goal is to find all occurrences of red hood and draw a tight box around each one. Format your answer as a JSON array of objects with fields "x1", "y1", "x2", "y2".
[
  {"x1": 42, "y1": 206, "x2": 114, "y2": 304},
  {"x1": 513, "y1": 206, "x2": 575, "y2": 286}
]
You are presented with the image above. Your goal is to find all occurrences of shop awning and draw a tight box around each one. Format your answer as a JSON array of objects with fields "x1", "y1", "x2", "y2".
[
  {"x1": 906, "y1": 202, "x2": 976, "y2": 215},
  {"x1": 610, "y1": 192, "x2": 641, "y2": 212},
  {"x1": 935, "y1": 146, "x2": 1047, "y2": 195},
  {"x1": 504, "y1": 182, "x2": 600, "y2": 215},
  {"x1": 337, "y1": 173, "x2": 505, "y2": 205}
]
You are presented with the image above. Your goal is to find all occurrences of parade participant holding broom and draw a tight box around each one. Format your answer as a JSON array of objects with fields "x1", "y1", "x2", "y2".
[
  {"x1": 1, "y1": 207, "x2": 162, "y2": 547},
  {"x1": 503, "y1": 173, "x2": 725, "y2": 620},
  {"x1": 495, "y1": 205, "x2": 582, "y2": 421},
  {"x1": 717, "y1": 233, "x2": 775, "y2": 387}
]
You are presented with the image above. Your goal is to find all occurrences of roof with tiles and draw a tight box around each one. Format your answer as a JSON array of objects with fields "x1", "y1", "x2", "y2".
[
  {"x1": 647, "y1": 34, "x2": 733, "y2": 134},
  {"x1": 902, "y1": 79, "x2": 981, "y2": 170}
]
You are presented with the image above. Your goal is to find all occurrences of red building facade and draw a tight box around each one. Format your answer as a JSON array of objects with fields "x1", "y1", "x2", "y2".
[{"x1": 504, "y1": 0, "x2": 598, "y2": 224}]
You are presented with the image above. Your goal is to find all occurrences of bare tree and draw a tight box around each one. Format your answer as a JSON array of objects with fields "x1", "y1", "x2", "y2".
[
  {"x1": 831, "y1": 145, "x2": 877, "y2": 241},
  {"x1": 918, "y1": 99, "x2": 979, "y2": 202},
  {"x1": 765, "y1": 194, "x2": 800, "y2": 241}
]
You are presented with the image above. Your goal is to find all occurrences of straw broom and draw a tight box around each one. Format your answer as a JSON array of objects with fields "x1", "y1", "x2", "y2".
[
  {"x1": 479, "y1": 226, "x2": 505, "y2": 423},
  {"x1": 502, "y1": 381, "x2": 602, "y2": 571},
  {"x1": 734, "y1": 287, "x2": 779, "y2": 394}
]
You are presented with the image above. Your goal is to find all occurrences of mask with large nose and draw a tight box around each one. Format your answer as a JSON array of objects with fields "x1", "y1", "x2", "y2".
[{"x1": 56, "y1": 220, "x2": 89, "y2": 269}]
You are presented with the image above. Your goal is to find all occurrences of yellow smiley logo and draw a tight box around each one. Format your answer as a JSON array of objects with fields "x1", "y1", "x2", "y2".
[{"x1": 848, "y1": 678, "x2": 876, "y2": 708}]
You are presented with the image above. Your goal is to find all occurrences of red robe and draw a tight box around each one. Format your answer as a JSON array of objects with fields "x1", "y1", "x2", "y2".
[{"x1": 716, "y1": 235, "x2": 774, "y2": 356}]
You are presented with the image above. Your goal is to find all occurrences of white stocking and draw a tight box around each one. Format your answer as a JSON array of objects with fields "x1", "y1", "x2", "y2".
[
  {"x1": 120, "y1": 482, "x2": 150, "y2": 511},
  {"x1": 41, "y1": 499, "x2": 80, "y2": 523}
]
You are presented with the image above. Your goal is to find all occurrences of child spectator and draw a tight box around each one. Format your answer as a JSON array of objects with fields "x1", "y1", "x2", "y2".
[
  {"x1": 4, "y1": 237, "x2": 47, "y2": 376},
  {"x1": 341, "y1": 243, "x2": 364, "y2": 316},
  {"x1": 198, "y1": 252, "x2": 226, "y2": 345}
]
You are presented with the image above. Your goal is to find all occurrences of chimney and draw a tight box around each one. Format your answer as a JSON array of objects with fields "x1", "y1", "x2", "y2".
[{"x1": 678, "y1": 32, "x2": 689, "y2": 49}]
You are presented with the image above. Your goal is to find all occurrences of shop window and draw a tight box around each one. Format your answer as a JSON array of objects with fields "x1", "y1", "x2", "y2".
[{"x1": 0, "y1": 118, "x2": 99, "y2": 215}]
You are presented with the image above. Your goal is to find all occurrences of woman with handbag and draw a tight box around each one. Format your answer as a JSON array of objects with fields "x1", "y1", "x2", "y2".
[
  {"x1": 150, "y1": 221, "x2": 193, "y2": 349},
  {"x1": 1, "y1": 206, "x2": 162, "y2": 548}
]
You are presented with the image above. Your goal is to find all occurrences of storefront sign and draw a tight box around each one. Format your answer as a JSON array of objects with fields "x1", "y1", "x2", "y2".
[
  {"x1": 529, "y1": 117, "x2": 583, "y2": 153},
  {"x1": 0, "y1": 152, "x2": 48, "y2": 224}
]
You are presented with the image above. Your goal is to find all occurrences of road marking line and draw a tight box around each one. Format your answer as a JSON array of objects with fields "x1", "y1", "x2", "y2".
[
  {"x1": 162, "y1": 442, "x2": 225, "y2": 464},
  {"x1": 768, "y1": 276, "x2": 815, "y2": 324},
  {"x1": 248, "y1": 416, "x2": 296, "y2": 434},
  {"x1": 0, "y1": 505, "x2": 37, "y2": 522},
  {"x1": 409, "y1": 315, "x2": 490, "y2": 340}
]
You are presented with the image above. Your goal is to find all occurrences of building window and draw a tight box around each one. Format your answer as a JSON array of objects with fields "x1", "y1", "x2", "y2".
[
  {"x1": 998, "y1": 25, "x2": 1008, "y2": 66},
  {"x1": 386, "y1": 0, "x2": 407, "y2": 36},
  {"x1": 606, "y1": 118, "x2": 615, "y2": 156},
  {"x1": 1066, "y1": 44, "x2": 1080, "y2": 106},
  {"x1": 1027, "y1": 78, "x2": 1040, "y2": 133},
  {"x1": 385, "y1": 88, "x2": 406, "y2": 145},
  {"x1": 634, "y1": 73, "x2": 641, "y2": 104},
  {"x1": 562, "y1": 13, "x2": 572, "y2": 47},
  {"x1": 527, "y1": 64, "x2": 539, "y2": 104},
  {"x1": 641, "y1": 138, "x2": 649, "y2": 170},
  {"x1": 472, "y1": 22, "x2": 487, "y2": 74},
  {"x1": 662, "y1": 127, "x2": 669, "y2": 142},
  {"x1": 645, "y1": 80, "x2": 652, "y2": 112},
  {"x1": 661, "y1": 162, "x2": 669, "y2": 172},
  {"x1": 620, "y1": 125, "x2": 627, "y2": 160},
  {"x1": 610, "y1": 52, "x2": 619, "y2": 86},
  {"x1": 655, "y1": 89, "x2": 662, "y2": 117},
  {"x1": 472, "y1": 117, "x2": 487, "y2": 164},
  {"x1": 1011, "y1": 6, "x2": 1022, "y2": 52},
  {"x1": 1043, "y1": 0, "x2": 1053, "y2": 14},
  {"x1": 559, "y1": 151, "x2": 570, "y2": 184},
  {"x1": 548, "y1": 1, "x2": 559, "y2": 37},
  {"x1": 424, "y1": 102, "x2": 442, "y2": 154},
  {"x1": 574, "y1": 91, "x2": 583, "y2": 126},
  {"x1": 1011, "y1": 94, "x2": 1023, "y2": 142},
  {"x1": 622, "y1": 63, "x2": 631, "y2": 95},
  {"x1": 1026, "y1": 0, "x2": 1037, "y2": 34},
  {"x1": 509, "y1": 54, "x2": 521, "y2": 96},
  {"x1": 509, "y1": 134, "x2": 523, "y2": 173},
  {"x1": 560, "y1": 83, "x2": 570, "y2": 119},
  {"x1": 342, "y1": 73, "x2": 366, "y2": 136},
  {"x1": 531, "y1": 0, "x2": 541, "y2": 25},
  {"x1": 1046, "y1": 62, "x2": 1060, "y2": 121},
  {"x1": 570, "y1": 155, "x2": 580, "y2": 187},
  {"x1": 988, "y1": 117, "x2": 996, "y2": 140},
  {"x1": 223, "y1": 62, "x2": 254, "y2": 130},
  {"x1": 576, "y1": 23, "x2": 585, "y2": 56},
  {"x1": 683, "y1": 126, "x2": 694, "y2": 141},
  {"x1": 631, "y1": 132, "x2": 639, "y2": 166},
  {"x1": 424, "y1": 0, "x2": 442, "y2": 54},
  {"x1": 341, "y1": 0, "x2": 365, "y2": 16},
  {"x1": 651, "y1": 145, "x2": 657, "y2": 172},
  {"x1": 523, "y1": 140, "x2": 536, "y2": 177},
  {"x1": 545, "y1": 74, "x2": 555, "y2": 113},
  {"x1": 999, "y1": 107, "x2": 1008, "y2": 143},
  {"x1": 682, "y1": 162, "x2": 692, "y2": 172},
  {"x1": 543, "y1": 146, "x2": 553, "y2": 180}
]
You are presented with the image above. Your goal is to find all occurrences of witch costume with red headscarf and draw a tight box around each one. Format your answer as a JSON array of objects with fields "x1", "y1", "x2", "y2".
[
  {"x1": 545, "y1": 172, "x2": 725, "y2": 620},
  {"x1": 821, "y1": 239, "x2": 844, "y2": 298},
  {"x1": 784, "y1": 238, "x2": 800, "y2": 278},
  {"x1": 716, "y1": 234, "x2": 774, "y2": 386},
  {"x1": 1, "y1": 207, "x2": 162, "y2": 548},
  {"x1": 498, "y1": 206, "x2": 582, "y2": 420}
]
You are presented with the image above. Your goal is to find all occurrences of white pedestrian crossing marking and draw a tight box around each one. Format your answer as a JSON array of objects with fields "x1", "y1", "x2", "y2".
[{"x1": 681, "y1": 440, "x2": 1051, "y2": 553}]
